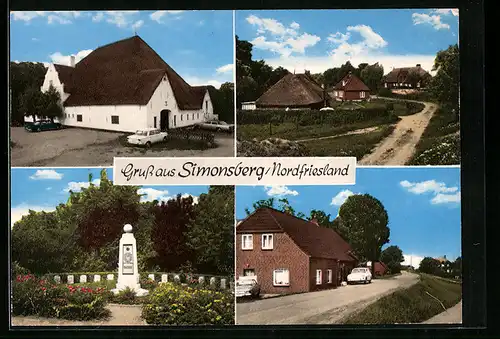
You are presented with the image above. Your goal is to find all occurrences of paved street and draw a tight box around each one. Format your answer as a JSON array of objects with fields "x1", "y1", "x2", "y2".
[{"x1": 236, "y1": 271, "x2": 419, "y2": 325}]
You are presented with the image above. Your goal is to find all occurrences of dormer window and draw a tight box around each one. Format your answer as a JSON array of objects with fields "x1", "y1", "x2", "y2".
[{"x1": 262, "y1": 234, "x2": 273, "y2": 250}]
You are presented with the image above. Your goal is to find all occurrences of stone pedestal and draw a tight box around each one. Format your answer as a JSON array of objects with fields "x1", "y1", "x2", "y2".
[{"x1": 111, "y1": 224, "x2": 149, "y2": 297}]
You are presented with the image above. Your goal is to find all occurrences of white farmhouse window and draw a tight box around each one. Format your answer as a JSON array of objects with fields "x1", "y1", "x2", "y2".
[
  {"x1": 242, "y1": 234, "x2": 253, "y2": 250},
  {"x1": 360, "y1": 91, "x2": 366, "y2": 98},
  {"x1": 327, "y1": 269, "x2": 333, "y2": 283},
  {"x1": 197, "y1": 113, "x2": 200, "y2": 120},
  {"x1": 273, "y1": 269, "x2": 290, "y2": 286},
  {"x1": 262, "y1": 234, "x2": 273, "y2": 250},
  {"x1": 316, "y1": 270, "x2": 322, "y2": 285},
  {"x1": 339, "y1": 91, "x2": 343, "y2": 98},
  {"x1": 180, "y1": 114, "x2": 183, "y2": 121},
  {"x1": 205, "y1": 100, "x2": 208, "y2": 112}
]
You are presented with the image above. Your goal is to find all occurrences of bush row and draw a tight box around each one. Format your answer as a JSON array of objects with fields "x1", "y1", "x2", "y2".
[
  {"x1": 237, "y1": 107, "x2": 393, "y2": 125},
  {"x1": 377, "y1": 88, "x2": 434, "y2": 102},
  {"x1": 141, "y1": 282, "x2": 234, "y2": 325}
]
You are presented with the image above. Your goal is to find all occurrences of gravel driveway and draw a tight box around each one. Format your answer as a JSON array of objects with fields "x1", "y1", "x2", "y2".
[
  {"x1": 236, "y1": 271, "x2": 419, "y2": 325},
  {"x1": 10, "y1": 127, "x2": 235, "y2": 167}
]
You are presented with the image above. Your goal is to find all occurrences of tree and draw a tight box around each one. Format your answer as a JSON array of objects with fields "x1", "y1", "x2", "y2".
[
  {"x1": 405, "y1": 69, "x2": 424, "y2": 89},
  {"x1": 244, "y1": 198, "x2": 305, "y2": 218},
  {"x1": 10, "y1": 61, "x2": 47, "y2": 125},
  {"x1": 429, "y1": 44, "x2": 459, "y2": 120},
  {"x1": 207, "y1": 83, "x2": 234, "y2": 123},
  {"x1": 380, "y1": 245, "x2": 404, "y2": 274},
  {"x1": 418, "y1": 257, "x2": 441, "y2": 275},
  {"x1": 360, "y1": 63, "x2": 384, "y2": 93},
  {"x1": 42, "y1": 84, "x2": 64, "y2": 122},
  {"x1": 19, "y1": 87, "x2": 45, "y2": 121},
  {"x1": 452, "y1": 256, "x2": 462, "y2": 278},
  {"x1": 337, "y1": 194, "x2": 390, "y2": 270},
  {"x1": 186, "y1": 186, "x2": 234, "y2": 275},
  {"x1": 151, "y1": 194, "x2": 197, "y2": 271}
]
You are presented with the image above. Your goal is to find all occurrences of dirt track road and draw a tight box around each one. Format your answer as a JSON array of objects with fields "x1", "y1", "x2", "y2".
[
  {"x1": 236, "y1": 271, "x2": 419, "y2": 325},
  {"x1": 358, "y1": 97, "x2": 437, "y2": 166}
]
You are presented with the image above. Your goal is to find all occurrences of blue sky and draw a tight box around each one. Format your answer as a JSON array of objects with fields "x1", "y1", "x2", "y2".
[
  {"x1": 236, "y1": 167, "x2": 461, "y2": 267},
  {"x1": 10, "y1": 10, "x2": 234, "y2": 88},
  {"x1": 236, "y1": 9, "x2": 459, "y2": 75},
  {"x1": 10, "y1": 167, "x2": 210, "y2": 227}
]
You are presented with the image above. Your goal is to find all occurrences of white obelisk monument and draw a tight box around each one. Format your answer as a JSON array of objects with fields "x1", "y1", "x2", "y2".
[{"x1": 111, "y1": 224, "x2": 148, "y2": 296}]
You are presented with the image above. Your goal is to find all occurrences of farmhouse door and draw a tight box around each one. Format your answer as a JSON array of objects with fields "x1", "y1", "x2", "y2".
[{"x1": 160, "y1": 110, "x2": 170, "y2": 130}]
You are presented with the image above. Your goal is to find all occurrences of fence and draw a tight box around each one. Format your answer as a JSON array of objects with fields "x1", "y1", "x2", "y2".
[
  {"x1": 40, "y1": 271, "x2": 233, "y2": 290},
  {"x1": 167, "y1": 128, "x2": 216, "y2": 146}
]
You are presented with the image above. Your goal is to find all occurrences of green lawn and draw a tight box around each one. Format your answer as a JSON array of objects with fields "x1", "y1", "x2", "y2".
[
  {"x1": 300, "y1": 124, "x2": 396, "y2": 157},
  {"x1": 408, "y1": 107, "x2": 460, "y2": 165},
  {"x1": 237, "y1": 116, "x2": 398, "y2": 142},
  {"x1": 342, "y1": 273, "x2": 462, "y2": 324}
]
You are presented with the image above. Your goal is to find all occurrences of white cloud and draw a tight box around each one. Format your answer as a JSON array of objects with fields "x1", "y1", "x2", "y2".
[
  {"x1": 402, "y1": 254, "x2": 424, "y2": 269},
  {"x1": 246, "y1": 15, "x2": 320, "y2": 57},
  {"x1": 131, "y1": 20, "x2": 144, "y2": 30},
  {"x1": 412, "y1": 13, "x2": 450, "y2": 30},
  {"x1": 150, "y1": 10, "x2": 184, "y2": 24},
  {"x1": 431, "y1": 192, "x2": 461, "y2": 205},
  {"x1": 10, "y1": 11, "x2": 45, "y2": 22},
  {"x1": 11, "y1": 204, "x2": 56, "y2": 227},
  {"x1": 10, "y1": 11, "x2": 80, "y2": 24},
  {"x1": 137, "y1": 188, "x2": 198, "y2": 204},
  {"x1": 400, "y1": 179, "x2": 460, "y2": 205},
  {"x1": 432, "y1": 8, "x2": 459, "y2": 16},
  {"x1": 264, "y1": 185, "x2": 299, "y2": 197},
  {"x1": 92, "y1": 12, "x2": 104, "y2": 22},
  {"x1": 47, "y1": 14, "x2": 71, "y2": 25},
  {"x1": 29, "y1": 169, "x2": 63, "y2": 180},
  {"x1": 216, "y1": 64, "x2": 234, "y2": 74},
  {"x1": 327, "y1": 32, "x2": 351, "y2": 44},
  {"x1": 92, "y1": 10, "x2": 140, "y2": 29},
  {"x1": 32, "y1": 37, "x2": 39, "y2": 41},
  {"x1": 330, "y1": 189, "x2": 355, "y2": 206},
  {"x1": 184, "y1": 76, "x2": 225, "y2": 89},
  {"x1": 63, "y1": 179, "x2": 101, "y2": 193},
  {"x1": 328, "y1": 24, "x2": 388, "y2": 59},
  {"x1": 46, "y1": 187, "x2": 52, "y2": 191},
  {"x1": 49, "y1": 49, "x2": 93, "y2": 66}
]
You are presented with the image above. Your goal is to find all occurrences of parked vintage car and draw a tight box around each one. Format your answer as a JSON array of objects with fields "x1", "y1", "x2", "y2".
[
  {"x1": 127, "y1": 128, "x2": 168, "y2": 147},
  {"x1": 195, "y1": 120, "x2": 234, "y2": 133},
  {"x1": 347, "y1": 267, "x2": 372, "y2": 284},
  {"x1": 24, "y1": 120, "x2": 62, "y2": 132},
  {"x1": 235, "y1": 276, "x2": 260, "y2": 298}
]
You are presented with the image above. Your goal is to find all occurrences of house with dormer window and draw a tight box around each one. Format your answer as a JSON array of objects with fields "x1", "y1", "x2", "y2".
[{"x1": 236, "y1": 207, "x2": 358, "y2": 295}]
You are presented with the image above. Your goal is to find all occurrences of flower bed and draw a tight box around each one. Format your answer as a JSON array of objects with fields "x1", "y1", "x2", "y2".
[
  {"x1": 142, "y1": 282, "x2": 234, "y2": 325},
  {"x1": 12, "y1": 274, "x2": 110, "y2": 321}
]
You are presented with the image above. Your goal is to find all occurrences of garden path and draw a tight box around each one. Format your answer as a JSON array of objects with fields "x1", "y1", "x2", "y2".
[
  {"x1": 11, "y1": 304, "x2": 146, "y2": 326},
  {"x1": 358, "y1": 97, "x2": 437, "y2": 165}
]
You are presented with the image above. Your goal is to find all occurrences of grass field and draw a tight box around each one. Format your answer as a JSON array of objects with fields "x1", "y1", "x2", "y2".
[
  {"x1": 300, "y1": 124, "x2": 396, "y2": 157},
  {"x1": 408, "y1": 107, "x2": 460, "y2": 165},
  {"x1": 342, "y1": 273, "x2": 462, "y2": 324}
]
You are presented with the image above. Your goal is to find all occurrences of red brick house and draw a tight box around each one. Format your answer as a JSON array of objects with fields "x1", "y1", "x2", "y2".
[
  {"x1": 330, "y1": 72, "x2": 371, "y2": 102},
  {"x1": 236, "y1": 207, "x2": 358, "y2": 295},
  {"x1": 371, "y1": 261, "x2": 389, "y2": 276}
]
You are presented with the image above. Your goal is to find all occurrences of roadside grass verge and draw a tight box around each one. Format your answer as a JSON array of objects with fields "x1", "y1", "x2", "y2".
[
  {"x1": 237, "y1": 116, "x2": 399, "y2": 142},
  {"x1": 342, "y1": 274, "x2": 462, "y2": 324},
  {"x1": 301, "y1": 124, "x2": 396, "y2": 158},
  {"x1": 408, "y1": 107, "x2": 460, "y2": 165}
]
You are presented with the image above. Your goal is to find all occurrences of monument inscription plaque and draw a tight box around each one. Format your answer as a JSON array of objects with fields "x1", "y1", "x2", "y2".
[{"x1": 122, "y1": 244, "x2": 134, "y2": 275}]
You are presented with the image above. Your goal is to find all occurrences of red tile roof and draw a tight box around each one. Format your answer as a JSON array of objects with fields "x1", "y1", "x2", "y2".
[
  {"x1": 334, "y1": 73, "x2": 370, "y2": 91},
  {"x1": 237, "y1": 207, "x2": 356, "y2": 262},
  {"x1": 53, "y1": 64, "x2": 73, "y2": 86},
  {"x1": 61, "y1": 36, "x2": 206, "y2": 109}
]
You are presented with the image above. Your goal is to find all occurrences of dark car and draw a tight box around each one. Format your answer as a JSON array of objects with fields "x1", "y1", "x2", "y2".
[{"x1": 25, "y1": 120, "x2": 62, "y2": 132}]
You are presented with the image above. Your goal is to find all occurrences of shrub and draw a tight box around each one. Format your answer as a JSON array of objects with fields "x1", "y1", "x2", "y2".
[
  {"x1": 110, "y1": 287, "x2": 137, "y2": 305},
  {"x1": 142, "y1": 282, "x2": 234, "y2": 325},
  {"x1": 11, "y1": 275, "x2": 110, "y2": 321},
  {"x1": 140, "y1": 278, "x2": 159, "y2": 291}
]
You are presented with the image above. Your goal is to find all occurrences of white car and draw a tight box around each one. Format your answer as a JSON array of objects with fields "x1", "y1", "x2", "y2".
[
  {"x1": 127, "y1": 128, "x2": 168, "y2": 147},
  {"x1": 235, "y1": 276, "x2": 260, "y2": 298},
  {"x1": 347, "y1": 267, "x2": 372, "y2": 284},
  {"x1": 196, "y1": 120, "x2": 234, "y2": 133},
  {"x1": 319, "y1": 107, "x2": 335, "y2": 111}
]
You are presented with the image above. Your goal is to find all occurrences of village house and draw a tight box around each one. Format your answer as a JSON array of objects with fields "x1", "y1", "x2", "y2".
[
  {"x1": 253, "y1": 73, "x2": 327, "y2": 110},
  {"x1": 330, "y1": 72, "x2": 371, "y2": 102},
  {"x1": 367, "y1": 261, "x2": 389, "y2": 276},
  {"x1": 236, "y1": 207, "x2": 358, "y2": 295},
  {"x1": 382, "y1": 64, "x2": 432, "y2": 89},
  {"x1": 38, "y1": 35, "x2": 216, "y2": 132}
]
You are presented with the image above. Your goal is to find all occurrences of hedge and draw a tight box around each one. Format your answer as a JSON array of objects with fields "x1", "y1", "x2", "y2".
[
  {"x1": 237, "y1": 107, "x2": 392, "y2": 125},
  {"x1": 377, "y1": 88, "x2": 434, "y2": 102}
]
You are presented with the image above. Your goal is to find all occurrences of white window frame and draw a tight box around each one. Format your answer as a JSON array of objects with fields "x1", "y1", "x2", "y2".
[
  {"x1": 339, "y1": 91, "x2": 343, "y2": 98},
  {"x1": 327, "y1": 269, "x2": 333, "y2": 283},
  {"x1": 262, "y1": 234, "x2": 273, "y2": 250},
  {"x1": 241, "y1": 234, "x2": 253, "y2": 250},
  {"x1": 316, "y1": 269, "x2": 322, "y2": 285},
  {"x1": 273, "y1": 269, "x2": 290, "y2": 286},
  {"x1": 360, "y1": 91, "x2": 366, "y2": 99}
]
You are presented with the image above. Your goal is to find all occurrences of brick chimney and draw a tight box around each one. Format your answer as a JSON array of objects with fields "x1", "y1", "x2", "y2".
[
  {"x1": 310, "y1": 218, "x2": 319, "y2": 226},
  {"x1": 70, "y1": 55, "x2": 75, "y2": 68}
]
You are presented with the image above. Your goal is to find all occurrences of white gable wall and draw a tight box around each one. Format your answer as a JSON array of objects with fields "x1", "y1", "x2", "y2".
[
  {"x1": 41, "y1": 64, "x2": 70, "y2": 102},
  {"x1": 63, "y1": 105, "x2": 147, "y2": 133}
]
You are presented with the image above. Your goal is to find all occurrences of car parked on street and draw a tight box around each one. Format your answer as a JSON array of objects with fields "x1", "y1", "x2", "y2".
[
  {"x1": 235, "y1": 276, "x2": 260, "y2": 298},
  {"x1": 347, "y1": 267, "x2": 372, "y2": 284},
  {"x1": 127, "y1": 128, "x2": 168, "y2": 147},
  {"x1": 24, "y1": 120, "x2": 62, "y2": 132},
  {"x1": 195, "y1": 120, "x2": 234, "y2": 133}
]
